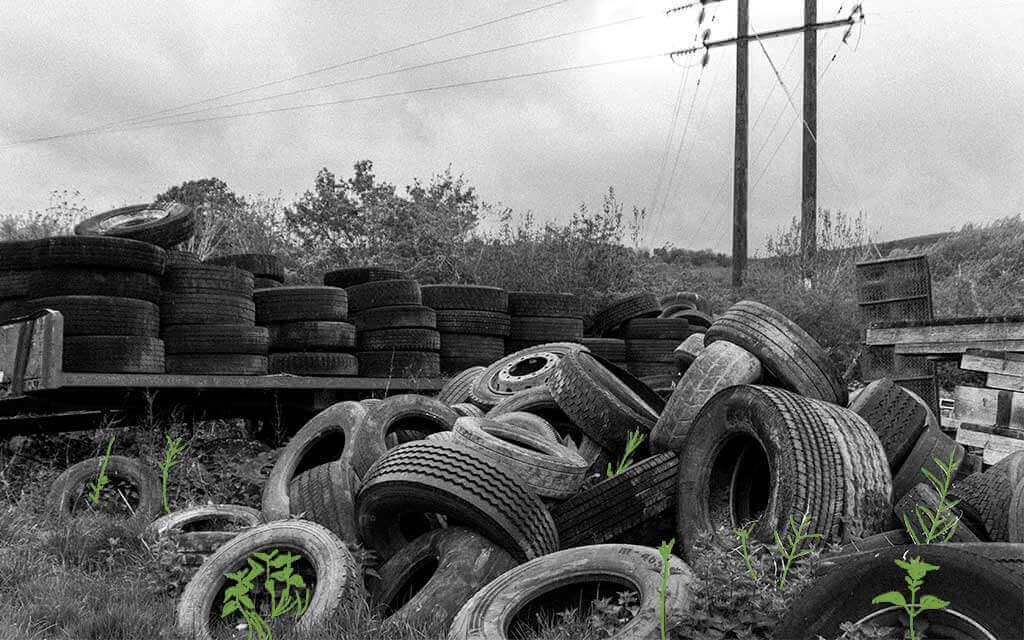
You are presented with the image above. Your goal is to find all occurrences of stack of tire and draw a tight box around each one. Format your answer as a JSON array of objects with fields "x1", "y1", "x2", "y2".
[
  {"x1": 658, "y1": 291, "x2": 713, "y2": 331},
  {"x1": 621, "y1": 317, "x2": 692, "y2": 379},
  {"x1": 505, "y1": 292, "x2": 583, "y2": 353},
  {"x1": 344, "y1": 278, "x2": 440, "y2": 378},
  {"x1": 161, "y1": 259, "x2": 266, "y2": 375},
  {"x1": 11, "y1": 236, "x2": 168, "y2": 373},
  {"x1": 422, "y1": 285, "x2": 509, "y2": 374},
  {"x1": 255, "y1": 286, "x2": 356, "y2": 376},
  {"x1": 206, "y1": 253, "x2": 286, "y2": 289},
  {"x1": 584, "y1": 292, "x2": 678, "y2": 392}
]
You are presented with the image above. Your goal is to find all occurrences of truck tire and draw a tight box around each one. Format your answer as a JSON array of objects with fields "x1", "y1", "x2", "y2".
[
  {"x1": 147, "y1": 504, "x2": 263, "y2": 538},
  {"x1": 437, "y1": 366, "x2": 486, "y2": 405},
  {"x1": 585, "y1": 293, "x2": 661, "y2": 337},
  {"x1": 267, "y1": 321, "x2": 355, "y2": 352},
  {"x1": 63, "y1": 336, "x2": 165, "y2": 373},
  {"x1": 205, "y1": 253, "x2": 284, "y2": 281},
  {"x1": 254, "y1": 286, "x2": 347, "y2": 323},
  {"x1": 894, "y1": 482, "x2": 981, "y2": 542},
  {"x1": 622, "y1": 317, "x2": 690, "y2": 340},
  {"x1": 28, "y1": 269, "x2": 161, "y2": 303},
  {"x1": 160, "y1": 293, "x2": 255, "y2": 325},
  {"x1": 551, "y1": 453, "x2": 678, "y2": 548},
  {"x1": 848, "y1": 378, "x2": 928, "y2": 471},
  {"x1": 950, "y1": 453, "x2": 1021, "y2": 542},
  {"x1": 25, "y1": 295, "x2": 159, "y2": 336},
  {"x1": 676, "y1": 385, "x2": 892, "y2": 559},
  {"x1": 346, "y1": 279, "x2": 421, "y2": 313},
  {"x1": 356, "y1": 440, "x2": 558, "y2": 561},
  {"x1": 358, "y1": 351, "x2": 440, "y2": 378},
  {"x1": 359, "y1": 328, "x2": 440, "y2": 352},
  {"x1": 1010, "y1": 476, "x2": 1024, "y2": 543},
  {"x1": 652, "y1": 340, "x2": 762, "y2": 452},
  {"x1": 74, "y1": 203, "x2": 194, "y2": 247},
  {"x1": 33, "y1": 235, "x2": 166, "y2": 274},
  {"x1": 352, "y1": 304, "x2": 437, "y2": 331},
  {"x1": 421, "y1": 285, "x2": 508, "y2": 312},
  {"x1": 449, "y1": 544, "x2": 696, "y2": 640},
  {"x1": 625, "y1": 338, "x2": 682, "y2": 363},
  {"x1": 0, "y1": 239, "x2": 37, "y2": 270},
  {"x1": 706, "y1": 300, "x2": 847, "y2": 405},
  {"x1": 508, "y1": 317, "x2": 583, "y2": 343},
  {"x1": 288, "y1": 461, "x2": 359, "y2": 543},
  {"x1": 162, "y1": 264, "x2": 253, "y2": 296},
  {"x1": 439, "y1": 334, "x2": 505, "y2": 359},
  {"x1": 269, "y1": 352, "x2": 358, "y2": 376},
  {"x1": 435, "y1": 310, "x2": 511, "y2": 336},
  {"x1": 470, "y1": 342, "x2": 588, "y2": 407},
  {"x1": 507, "y1": 291, "x2": 580, "y2": 317},
  {"x1": 580, "y1": 338, "x2": 626, "y2": 362},
  {"x1": 47, "y1": 455, "x2": 162, "y2": 525},
  {"x1": 451, "y1": 403, "x2": 484, "y2": 418},
  {"x1": 369, "y1": 527, "x2": 517, "y2": 633},
  {"x1": 775, "y1": 543, "x2": 1024, "y2": 640},
  {"x1": 176, "y1": 521, "x2": 360, "y2": 639},
  {"x1": 165, "y1": 354, "x2": 267, "y2": 375},
  {"x1": 166, "y1": 250, "x2": 200, "y2": 267},
  {"x1": 162, "y1": 325, "x2": 268, "y2": 355},
  {"x1": 489, "y1": 411, "x2": 560, "y2": 442},
  {"x1": 262, "y1": 401, "x2": 367, "y2": 521},
  {"x1": 892, "y1": 426, "x2": 964, "y2": 502},
  {"x1": 673, "y1": 333, "x2": 706, "y2": 370},
  {"x1": 348, "y1": 395, "x2": 458, "y2": 479},
  {"x1": 323, "y1": 266, "x2": 404, "y2": 288}
]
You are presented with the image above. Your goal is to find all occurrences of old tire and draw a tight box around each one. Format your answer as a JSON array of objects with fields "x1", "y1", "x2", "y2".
[
  {"x1": 75, "y1": 203, "x2": 194, "y2": 247},
  {"x1": 163, "y1": 264, "x2": 253, "y2": 296},
  {"x1": 165, "y1": 354, "x2": 267, "y2": 375},
  {"x1": 369, "y1": 527, "x2": 517, "y2": 633},
  {"x1": 469, "y1": 343, "x2": 587, "y2": 407},
  {"x1": 27, "y1": 268, "x2": 161, "y2": 303},
  {"x1": 489, "y1": 411, "x2": 560, "y2": 442},
  {"x1": 360, "y1": 328, "x2": 441, "y2": 352},
  {"x1": 160, "y1": 292, "x2": 255, "y2": 325},
  {"x1": 268, "y1": 352, "x2": 358, "y2": 376},
  {"x1": 706, "y1": 300, "x2": 847, "y2": 405},
  {"x1": 288, "y1": 461, "x2": 359, "y2": 543},
  {"x1": 348, "y1": 395, "x2": 458, "y2": 479},
  {"x1": 848, "y1": 378, "x2": 929, "y2": 471},
  {"x1": 949, "y1": 453, "x2": 1021, "y2": 542},
  {"x1": 580, "y1": 337, "x2": 626, "y2": 362},
  {"x1": 651, "y1": 340, "x2": 762, "y2": 452},
  {"x1": 507, "y1": 291, "x2": 580, "y2": 317},
  {"x1": 32, "y1": 236, "x2": 166, "y2": 274},
  {"x1": 421, "y1": 285, "x2": 508, "y2": 312},
  {"x1": 551, "y1": 453, "x2": 678, "y2": 548},
  {"x1": 63, "y1": 336, "x2": 165, "y2": 373},
  {"x1": 894, "y1": 482, "x2": 981, "y2": 542},
  {"x1": 586, "y1": 293, "x2": 661, "y2": 337},
  {"x1": 673, "y1": 333, "x2": 706, "y2": 370},
  {"x1": 162, "y1": 325, "x2": 268, "y2": 355},
  {"x1": 351, "y1": 304, "x2": 436, "y2": 331},
  {"x1": 346, "y1": 279, "x2": 421, "y2": 313},
  {"x1": 176, "y1": 520, "x2": 360, "y2": 639},
  {"x1": 262, "y1": 401, "x2": 367, "y2": 521},
  {"x1": 451, "y1": 403, "x2": 485, "y2": 418},
  {"x1": 206, "y1": 253, "x2": 285, "y2": 281},
  {"x1": 892, "y1": 426, "x2": 965, "y2": 502},
  {"x1": 267, "y1": 321, "x2": 356, "y2": 352},
  {"x1": 323, "y1": 266, "x2": 404, "y2": 288},
  {"x1": 147, "y1": 504, "x2": 262, "y2": 538},
  {"x1": 508, "y1": 317, "x2": 583, "y2": 342},
  {"x1": 254, "y1": 286, "x2": 347, "y2": 323},
  {"x1": 437, "y1": 366, "x2": 486, "y2": 405},
  {"x1": 675, "y1": 385, "x2": 892, "y2": 559},
  {"x1": 1010, "y1": 477, "x2": 1024, "y2": 543},
  {"x1": 435, "y1": 310, "x2": 511, "y2": 337},
  {"x1": 622, "y1": 317, "x2": 690, "y2": 340},
  {"x1": 47, "y1": 455, "x2": 162, "y2": 525},
  {"x1": 449, "y1": 544, "x2": 696, "y2": 640},
  {"x1": 357, "y1": 351, "x2": 440, "y2": 378},
  {"x1": 356, "y1": 440, "x2": 558, "y2": 561},
  {"x1": 25, "y1": 295, "x2": 159, "y2": 336}
]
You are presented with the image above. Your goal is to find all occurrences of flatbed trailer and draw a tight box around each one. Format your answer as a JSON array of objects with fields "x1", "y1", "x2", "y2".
[{"x1": 0, "y1": 311, "x2": 443, "y2": 438}]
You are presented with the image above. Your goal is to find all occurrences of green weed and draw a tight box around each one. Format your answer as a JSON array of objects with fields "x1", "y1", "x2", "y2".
[
  {"x1": 773, "y1": 513, "x2": 821, "y2": 591},
  {"x1": 902, "y1": 450, "x2": 962, "y2": 544},
  {"x1": 159, "y1": 435, "x2": 187, "y2": 514},
  {"x1": 657, "y1": 538, "x2": 674, "y2": 640},
  {"x1": 870, "y1": 556, "x2": 949, "y2": 640},
  {"x1": 606, "y1": 430, "x2": 645, "y2": 479},
  {"x1": 87, "y1": 436, "x2": 115, "y2": 505},
  {"x1": 733, "y1": 520, "x2": 758, "y2": 581},
  {"x1": 222, "y1": 549, "x2": 310, "y2": 640}
]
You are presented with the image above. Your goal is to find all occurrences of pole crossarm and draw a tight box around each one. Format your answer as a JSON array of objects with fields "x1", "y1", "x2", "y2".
[{"x1": 669, "y1": 15, "x2": 858, "y2": 59}]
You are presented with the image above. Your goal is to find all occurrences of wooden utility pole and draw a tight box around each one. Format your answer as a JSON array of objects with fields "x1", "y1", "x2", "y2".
[
  {"x1": 732, "y1": 0, "x2": 749, "y2": 287},
  {"x1": 801, "y1": 0, "x2": 818, "y2": 266}
]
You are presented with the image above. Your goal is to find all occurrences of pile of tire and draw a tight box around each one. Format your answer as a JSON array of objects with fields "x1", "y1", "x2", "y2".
[
  {"x1": 505, "y1": 291, "x2": 583, "y2": 353},
  {"x1": 161, "y1": 255, "x2": 268, "y2": 375},
  {"x1": 620, "y1": 317, "x2": 692, "y2": 379},
  {"x1": 2, "y1": 236, "x2": 168, "y2": 373},
  {"x1": 422, "y1": 284, "x2": 509, "y2": 374},
  {"x1": 254, "y1": 285, "x2": 355, "y2": 376},
  {"x1": 658, "y1": 290, "x2": 714, "y2": 330},
  {"x1": 206, "y1": 253, "x2": 286, "y2": 289},
  {"x1": 340, "y1": 276, "x2": 441, "y2": 378}
]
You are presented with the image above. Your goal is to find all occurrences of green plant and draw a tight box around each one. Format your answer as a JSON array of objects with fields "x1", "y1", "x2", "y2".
[
  {"x1": 902, "y1": 450, "x2": 962, "y2": 544},
  {"x1": 222, "y1": 549, "x2": 311, "y2": 640},
  {"x1": 87, "y1": 436, "x2": 115, "y2": 505},
  {"x1": 159, "y1": 435, "x2": 187, "y2": 514},
  {"x1": 733, "y1": 520, "x2": 759, "y2": 582},
  {"x1": 870, "y1": 556, "x2": 949, "y2": 640},
  {"x1": 657, "y1": 538, "x2": 675, "y2": 640},
  {"x1": 773, "y1": 513, "x2": 821, "y2": 590},
  {"x1": 606, "y1": 430, "x2": 645, "y2": 479}
]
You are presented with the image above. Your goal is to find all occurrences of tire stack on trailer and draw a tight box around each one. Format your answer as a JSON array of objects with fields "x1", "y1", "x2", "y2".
[
  {"x1": 0, "y1": 240, "x2": 35, "y2": 324},
  {"x1": 342, "y1": 277, "x2": 441, "y2": 378},
  {"x1": 255, "y1": 286, "x2": 356, "y2": 376},
  {"x1": 206, "y1": 253, "x2": 286, "y2": 289},
  {"x1": 505, "y1": 292, "x2": 583, "y2": 353},
  {"x1": 422, "y1": 285, "x2": 509, "y2": 374}
]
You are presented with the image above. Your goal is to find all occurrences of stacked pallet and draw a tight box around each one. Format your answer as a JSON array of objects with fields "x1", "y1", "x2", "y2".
[
  {"x1": 950, "y1": 350, "x2": 1024, "y2": 465},
  {"x1": 162, "y1": 260, "x2": 266, "y2": 375},
  {"x1": 506, "y1": 292, "x2": 582, "y2": 353},
  {"x1": 256, "y1": 286, "x2": 354, "y2": 376},
  {"x1": 207, "y1": 253, "x2": 286, "y2": 289},
  {"x1": 423, "y1": 285, "x2": 508, "y2": 374},
  {"x1": 346, "y1": 278, "x2": 440, "y2": 378}
]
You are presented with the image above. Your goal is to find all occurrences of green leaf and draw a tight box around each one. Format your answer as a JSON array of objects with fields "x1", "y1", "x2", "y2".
[
  {"x1": 221, "y1": 600, "x2": 240, "y2": 617},
  {"x1": 288, "y1": 574, "x2": 306, "y2": 589},
  {"x1": 871, "y1": 591, "x2": 907, "y2": 607},
  {"x1": 920, "y1": 467, "x2": 940, "y2": 487},
  {"x1": 918, "y1": 594, "x2": 950, "y2": 611},
  {"x1": 239, "y1": 595, "x2": 255, "y2": 610},
  {"x1": 903, "y1": 514, "x2": 922, "y2": 544}
]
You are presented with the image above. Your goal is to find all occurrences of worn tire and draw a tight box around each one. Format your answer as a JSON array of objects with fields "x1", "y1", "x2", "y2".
[
  {"x1": 160, "y1": 292, "x2": 255, "y2": 325},
  {"x1": 359, "y1": 328, "x2": 440, "y2": 352},
  {"x1": 489, "y1": 411, "x2": 560, "y2": 442},
  {"x1": 622, "y1": 317, "x2": 690, "y2": 340},
  {"x1": 262, "y1": 401, "x2": 367, "y2": 521},
  {"x1": 349, "y1": 394, "x2": 458, "y2": 479},
  {"x1": 449, "y1": 544, "x2": 696, "y2": 640},
  {"x1": 451, "y1": 417, "x2": 587, "y2": 499},
  {"x1": 849, "y1": 378, "x2": 929, "y2": 471},
  {"x1": 267, "y1": 321, "x2": 355, "y2": 352},
  {"x1": 25, "y1": 295, "x2": 159, "y2": 336},
  {"x1": 551, "y1": 453, "x2": 678, "y2": 548},
  {"x1": 163, "y1": 264, "x2": 253, "y2": 296},
  {"x1": 346, "y1": 279, "x2": 421, "y2": 313},
  {"x1": 47, "y1": 455, "x2": 162, "y2": 525},
  {"x1": 205, "y1": 253, "x2": 284, "y2": 281},
  {"x1": 165, "y1": 353, "x2": 267, "y2": 375},
  {"x1": 0, "y1": 239, "x2": 38, "y2": 271},
  {"x1": 27, "y1": 269, "x2": 161, "y2": 303},
  {"x1": 162, "y1": 325, "x2": 268, "y2": 355},
  {"x1": 176, "y1": 520, "x2": 360, "y2": 639},
  {"x1": 166, "y1": 250, "x2": 200, "y2": 267},
  {"x1": 288, "y1": 461, "x2": 359, "y2": 543},
  {"x1": 580, "y1": 337, "x2": 626, "y2": 362},
  {"x1": 586, "y1": 293, "x2": 661, "y2": 337},
  {"x1": 323, "y1": 266, "x2": 404, "y2": 288},
  {"x1": 147, "y1": 504, "x2": 262, "y2": 538},
  {"x1": 437, "y1": 366, "x2": 486, "y2": 405},
  {"x1": 651, "y1": 340, "x2": 762, "y2": 452},
  {"x1": 421, "y1": 285, "x2": 507, "y2": 312},
  {"x1": 676, "y1": 385, "x2": 892, "y2": 559},
  {"x1": 32, "y1": 236, "x2": 166, "y2": 274},
  {"x1": 269, "y1": 352, "x2": 358, "y2": 376},
  {"x1": 74, "y1": 203, "x2": 194, "y2": 247},
  {"x1": 358, "y1": 351, "x2": 440, "y2": 378},
  {"x1": 451, "y1": 403, "x2": 485, "y2": 418},
  {"x1": 254, "y1": 286, "x2": 347, "y2": 323},
  {"x1": 63, "y1": 336, "x2": 165, "y2": 373},
  {"x1": 470, "y1": 342, "x2": 588, "y2": 407},
  {"x1": 706, "y1": 300, "x2": 847, "y2": 404},
  {"x1": 352, "y1": 304, "x2": 436, "y2": 331},
  {"x1": 439, "y1": 334, "x2": 505, "y2": 359},
  {"x1": 370, "y1": 527, "x2": 517, "y2": 633},
  {"x1": 507, "y1": 291, "x2": 580, "y2": 317},
  {"x1": 435, "y1": 310, "x2": 511, "y2": 336},
  {"x1": 356, "y1": 440, "x2": 558, "y2": 561},
  {"x1": 894, "y1": 482, "x2": 981, "y2": 542},
  {"x1": 508, "y1": 316, "x2": 583, "y2": 343},
  {"x1": 673, "y1": 333, "x2": 706, "y2": 370},
  {"x1": 626, "y1": 361, "x2": 680, "y2": 378},
  {"x1": 1010, "y1": 476, "x2": 1024, "y2": 543},
  {"x1": 892, "y1": 426, "x2": 965, "y2": 502},
  {"x1": 949, "y1": 453, "x2": 1020, "y2": 542},
  {"x1": 775, "y1": 543, "x2": 1024, "y2": 640},
  {"x1": 625, "y1": 338, "x2": 681, "y2": 363}
]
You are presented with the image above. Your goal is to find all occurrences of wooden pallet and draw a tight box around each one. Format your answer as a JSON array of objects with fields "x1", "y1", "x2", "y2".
[{"x1": 866, "y1": 317, "x2": 1024, "y2": 357}]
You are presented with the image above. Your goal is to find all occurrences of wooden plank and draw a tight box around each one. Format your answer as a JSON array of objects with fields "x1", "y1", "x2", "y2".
[
  {"x1": 0, "y1": 311, "x2": 63, "y2": 398},
  {"x1": 960, "y1": 349, "x2": 1024, "y2": 377},
  {"x1": 0, "y1": 410, "x2": 121, "y2": 435},
  {"x1": 893, "y1": 340, "x2": 1024, "y2": 356},
  {"x1": 57, "y1": 372, "x2": 443, "y2": 392},
  {"x1": 952, "y1": 385, "x2": 1024, "y2": 427},
  {"x1": 986, "y1": 373, "x2": 1024, "y2": 392},
  {"x1": 867, "y1": 320, "x2": 1024, "y2": 347},
  {"x1": 955, "y1": 425, "x2": 1024, "y2": 465}
]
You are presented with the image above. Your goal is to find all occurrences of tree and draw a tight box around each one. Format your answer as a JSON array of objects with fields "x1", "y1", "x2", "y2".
[
  {"x1": 155, "y1": 178, "x2": 245, "y2": 212},
  {"x1": 154, "y1": 178, "x2": 249, "y2": 258}
]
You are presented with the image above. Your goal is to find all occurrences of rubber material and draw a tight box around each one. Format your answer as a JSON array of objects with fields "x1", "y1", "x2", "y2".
[
  {"x1": 267, "y1": 321, "x2": 355, "y2": 352},
  {"x1": 470, "y1": 342, "x2": 588, "y2": 407},
  {"x1": 507, "y1": 291, "x2": 580, "y2": 317},
  {"x1": 288, "y1": 461, "x2": 359, "y2": 543},
  {"x1": 625, "y1": 338, "x2": 681, "y2": 363},
  {"x1": 359, "y1": 328, "x2": 440, "y2": 352},
  {"x1": 47, "y1": 455, "x2": 162, "y2": 525},
  {"x1": 74, "y1": 202, "x2": 194, "y2": 247},
  {"x1": 28, "y1": 269, "x2": 161, "y2": 303},
  {"x1": 351, "y1": 304, "x2": 436, "y2": 331},
  {"x1": 254, "y1": 286, "x2": 347, "y2": 323},
  {"x1": 579, "y1": 337, "x2": 626, "y2": 362},
  {"x1": 673, "y1": 333, "x2": 706, "y2": 369},
  {"x1": 358, "y1": 351, "x2": 440, "y2": 378},
  {"x1": 437, "y1": 366, "x2": 486, "y2": 405},
  {"x1": 435, "y1": 309, "x2": 511, "y2": 336},
  {"x1": 586, "y1": 292, "x2": 661, "y2": 337},
  {"x1": 63, "y1": 336, "x2": 165, "y2": 373},
  {"x1": 160, "y1": 293, "x2": 255, "y2": 325},
  {"x1": 346, "y1": 279, "x2": 421, "y2": 313},
  {"x1": 348, "y1": 394, "x2": 458, "y2": 479},
  {"x1": 165, "y1": 353, "x2": 267, "y2": 375},
  {"x1": 323, "y1": 266, "x2": 404, "y2": 288},
  {"x1": 892, "y1": 426, "x2": 964, "y2": 502},
  {"x1": 894, "y1": 482, "x2": 981, "y2": 542},
  {"x1": 162, "y1": 325, "x2": 268, "y2": 355},
  {"x1": 163, "y1": 264, "x2": 253, "y2": 297},
  {"x1": 622, "y1": 317, "x2": 691, "y2": 340},
  {"x1": 848, "y1": 378, "x2": 928, "y2": 471},
  {"x1": 421, "y1": 285, "x2": 508, "y2": 312},
  {"x1": 439, "y1": 334, "x2": 505, "y2": 359},
  {"x1": 32, "y1": 236, "x2": 166, "y2": 274},
  {"x1": 148, "y1": 504, "x2": 262, "y2": 538},
  {"x1": 25, "y1": 295, "x2": 159, "y2": 336},
  {"x1": 206, "y1": 253, "x2": 285, "y2": 281},
  {"x1": 268, "y1": 352, "x2": 358, "y2": 376}
]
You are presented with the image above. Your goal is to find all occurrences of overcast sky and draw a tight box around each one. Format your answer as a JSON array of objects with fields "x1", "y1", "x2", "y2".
[{"x1": 1, "y1": 0, "x2": 1022, "y2": 253}]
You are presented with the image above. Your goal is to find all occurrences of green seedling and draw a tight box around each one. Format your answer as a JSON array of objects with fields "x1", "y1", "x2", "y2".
[
  {"x1": 903, "y1": 450, "x2": 962, "y2": 544},
  {"x1": 733, "y1": 520, "x2": 758, "y2": 582},
  {"x1": 657, "y1": 538, "x2": 675, "y2": 640},
  {"x1": 607, "y1": 430, "x2": 645, "y2": 478},
  {"x1": 773, "y1": 513, "x2": 821, "y2": 590},
  {"x1": 870, "y1": 555, "x2": 949, "y2": 640},
  {"x1": 87, "y1": 435, "x2": 115, "y2": 505},
  {"x1": 160, "y1": 435, "x2": 187, "y2": 514},
  {"x1": 222, "y1": 548, "x2": 310, "y2": 640}
]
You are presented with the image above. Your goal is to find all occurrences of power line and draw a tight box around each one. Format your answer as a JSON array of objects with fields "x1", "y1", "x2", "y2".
[
  {"x1": 5, "y1": 0, "x2": 573, "y2": 146},
  {"x1": 647, "y1": 65, "x2": 692, "y2": 225},
  {"x1": 1, "y1": 52, "x2": 667, "y2": 148}
]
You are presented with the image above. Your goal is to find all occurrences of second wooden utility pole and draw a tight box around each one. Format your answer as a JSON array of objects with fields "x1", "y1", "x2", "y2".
[
  {"x1": 801, "y1": 0, "x2": 818, "y2": 266},
  {"x1": 732, "y1": 0, "x2": 749, "y2": 287}
]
